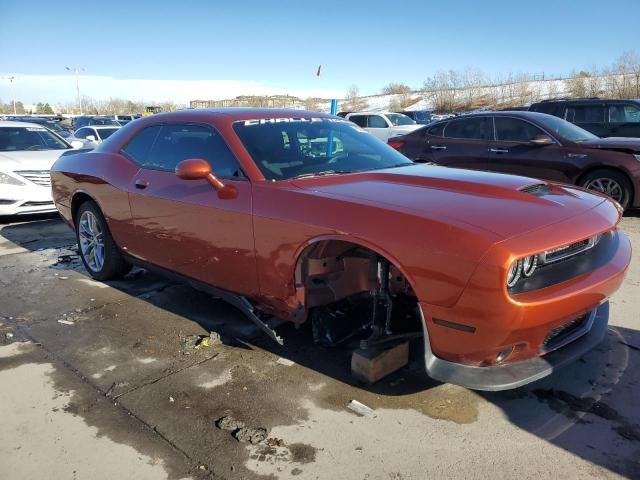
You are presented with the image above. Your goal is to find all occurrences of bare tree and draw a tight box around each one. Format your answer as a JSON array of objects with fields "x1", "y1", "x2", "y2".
[
  {"x1": 342, "y1": 85, "x2": 369, "y2": 111},
  {"x1": 381, "y1": 83, "x2": 412, "y2": 95}
]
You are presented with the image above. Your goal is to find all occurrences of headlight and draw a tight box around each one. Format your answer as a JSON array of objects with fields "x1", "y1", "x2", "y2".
[
  {"x1": 0, "y1": 172, "x2": 24, "y2": 186},
  {"x1": 507, "y1": 254, "x2": 538, "y2": 288},
  {"x1": 521, "y1": 255, "x2": 538, "y2": 277},
  {"x1": 506, "y1": 260, "x2": 522, "y2": 288}
]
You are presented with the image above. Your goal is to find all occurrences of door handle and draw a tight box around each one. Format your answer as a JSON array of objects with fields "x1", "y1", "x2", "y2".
[
  {"x1": 430, "y1": 145, "x2": 447, "y2": 151},
  {"x1": 135, "y1": 179, "x2": 149, "y2": 190},
  {"x1": 489, "y1": 148, "x2": 509, "y2": 154}
]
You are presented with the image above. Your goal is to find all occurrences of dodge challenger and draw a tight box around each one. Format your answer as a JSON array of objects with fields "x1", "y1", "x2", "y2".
[{"x1": 50, "y1": 109, "x2": 632, "y2": 391}]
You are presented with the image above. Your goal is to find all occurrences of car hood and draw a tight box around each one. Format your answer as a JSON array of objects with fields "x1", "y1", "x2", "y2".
[
  {"x1": 0, "y1": 149, "x2": 69, "y2": 171},
  {"x1": 291, "y1": 165, "x2": 607, "y2": 239},
  {"x1": 578, "y1": 137, "x2": 640, "y2": 153}
]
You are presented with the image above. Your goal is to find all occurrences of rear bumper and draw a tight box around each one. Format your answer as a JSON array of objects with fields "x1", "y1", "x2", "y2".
[{"x1": 421, "y1": 301, "x2": 610, "y2": 391}]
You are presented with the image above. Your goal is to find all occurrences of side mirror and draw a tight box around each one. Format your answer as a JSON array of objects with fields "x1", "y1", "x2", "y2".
[
  {"x1": 175, "y1": 158, "x2": 237, "y2": 198},
  {"x1": 530, "y1": 134, "x2": 554, "y2": 145}
]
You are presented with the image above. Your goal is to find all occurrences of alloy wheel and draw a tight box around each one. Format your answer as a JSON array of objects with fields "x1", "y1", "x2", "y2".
[
  {"x1": 78, "y1": 211, "x2": 105, "y2": 272},
  {"x1": 585, "y1": 177, "x2": 624, "y2": 203}
]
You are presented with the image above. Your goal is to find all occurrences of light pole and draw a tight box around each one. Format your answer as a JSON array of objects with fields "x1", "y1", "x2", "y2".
[
  {"x1": 65, "y1": 66, "x2": 85, "y2": 114},
  {"x1": 1, "y1": 76, "x2": 16, "y2": 114}
]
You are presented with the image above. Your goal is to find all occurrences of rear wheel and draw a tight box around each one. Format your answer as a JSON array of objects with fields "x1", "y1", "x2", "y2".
[
  {"x1": 75, "y1": 201, "x2": 131, "y2": 280},
  {"x1": 580, "y1": 169, "x2": 632, "y2": 209}
]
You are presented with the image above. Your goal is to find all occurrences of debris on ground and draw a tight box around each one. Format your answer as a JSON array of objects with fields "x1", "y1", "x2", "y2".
[
  {"x1": 169, "y1": 396, "x2": 175, "y2": 403},
  {"x1": 57, "y1": 319, "x2": 75, "y2": 325},
  {"x1": 216, "y1": 415, "x2": 245, "y2": 431},
  {"x1": 215, "y1": 415, "x2": 269, "y2": 444},
  {"x1": 347, "y1": 400, "x2": 377, "y2": 418},
  {"x1": 266, "y1": 437, "x2": 286, "y2": 447},
  {"x1": 234, "y1": 427, "x2": 269, "y2": 444},
  {"x1": 276, "y1": 357, "x2": 295, "y2": 366},
  {"x1": 181, "y1": 331, "x2": 222, "y2": 353},
  {"x1": 105, "y1": 382, "x2": 116, "y2": 398},
  {"x1": 5, "y1": 332, "x2": 14, "y2": 340}
]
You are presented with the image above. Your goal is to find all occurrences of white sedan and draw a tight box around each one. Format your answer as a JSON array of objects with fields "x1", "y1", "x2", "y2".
[
  {"x1": 67, "y1": 125, "x2": 121, "y2": 149},
  {"x1": 0, "y1": 121, "x2": 74, "y2": 216},
  {"x1": 345, "y1": 112, "x2": 423, "y2": 142}
]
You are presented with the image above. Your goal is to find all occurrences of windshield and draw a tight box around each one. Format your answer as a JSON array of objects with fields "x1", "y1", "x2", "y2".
[
  {"x1": 90, "y1": 118, "x2": 120, "y2": 126},
  {"x1": 233, "y1": 117, "x2": 413, "y2": 180},
  {"x1": 536, "y1": 114, "x2": 598, "y2": 142},
  {"x1": 0, "y1": 126, "x2": 70, "y2": 151},
  {"x1": 385, "y1": 113, "x2": 415, "y2": 126},
  {"x1": 414, "y1": 111, "x2": 432, "y2": 122},
  {"x1": 97, "y1": 128, "x2": 119, "y2": 140}
]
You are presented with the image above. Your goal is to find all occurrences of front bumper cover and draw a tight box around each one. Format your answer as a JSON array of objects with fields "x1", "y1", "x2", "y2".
[{"x1": 421, "y1": 301, "x2": 610, "y2": 391}]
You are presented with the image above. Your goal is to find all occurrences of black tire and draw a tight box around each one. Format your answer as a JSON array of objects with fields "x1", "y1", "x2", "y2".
[
  {"x1": 580, "y1": 169, "x2": 633, "y2": 210},
  {"x1": 75, "y1": 201, "x2": 131, "y2": 281}
]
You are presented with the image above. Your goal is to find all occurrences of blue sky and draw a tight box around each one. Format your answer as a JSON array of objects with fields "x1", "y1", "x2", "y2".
[{"x1": 1, "y1": 0, "x2": 639, "y2": 103}]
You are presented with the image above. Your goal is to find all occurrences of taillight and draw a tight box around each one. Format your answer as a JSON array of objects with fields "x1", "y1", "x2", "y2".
[{"x1": 387, "y1": 140, "x2": 405, "y2": 150}]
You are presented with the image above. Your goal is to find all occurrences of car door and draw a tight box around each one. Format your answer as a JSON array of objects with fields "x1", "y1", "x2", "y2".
[
  {"x1": 124, "y1": 123, "x2": 258, "y2": 295},
  {"x1": 429, "y1": 116, "x2": 490, "y2": 170},
  {"x1": 565, "y1": 103, "x2": 608, "y2": 137},
  {"x1": 366, "y1": 115, "x2": 391, "y2": 141},
  {"x1": 608, "y1": 103, "x2": 640, "y2": 138},
  {"x1": 486, "y1": 116, "x2": 569, "y2": 182}
]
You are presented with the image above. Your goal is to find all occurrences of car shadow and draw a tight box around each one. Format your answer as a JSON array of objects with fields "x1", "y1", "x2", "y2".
[{"x1": 1, "y1": 216, "x2": 639, "y2": 477}]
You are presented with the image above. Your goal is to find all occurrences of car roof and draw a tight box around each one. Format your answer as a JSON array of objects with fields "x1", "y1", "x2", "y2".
[
  {"x1": 430, "y1": 111, "x2": 555, "y2": 122},
  {"x1": 347, "y1": 111, "x2": 396, "y2": 116},
  {"x1": 0, "y1": 120, "x2": 51, "y2": 128},
  {"x1": 135, "y1": 108, "x2": 335, "y2": 123}
]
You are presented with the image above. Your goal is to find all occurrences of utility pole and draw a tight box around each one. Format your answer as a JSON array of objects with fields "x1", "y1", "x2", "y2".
[{"x1": 65, "y1": 66, "x2": 85, "y2": 114}]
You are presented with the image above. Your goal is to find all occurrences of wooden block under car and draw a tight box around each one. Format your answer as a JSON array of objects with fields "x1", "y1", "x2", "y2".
[{"x1": 351, "y1": 342, "x2": 409, "y2": 384}]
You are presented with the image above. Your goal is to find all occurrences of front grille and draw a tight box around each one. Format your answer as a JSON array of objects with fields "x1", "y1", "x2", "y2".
[{"x1": 16, "y1": 170, "x2": 51, "y2": 187}]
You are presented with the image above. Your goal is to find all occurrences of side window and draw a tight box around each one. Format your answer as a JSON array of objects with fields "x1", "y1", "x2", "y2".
[
  {"x1": 494, "y1": 117, "x2": 545, "y2": 143},
  {"x1": 144, "y1": 124, "x2": 243, "y2": 178},
  {"x1": 368, "y1": 115, "x2": 388, "y2": 128},
  {"x1": 609, "y1": 104, "x2": 640, "y2": 123},
  {"x1": 427, "y1": 122, "x2": 445, "y2": 137},
  {"x1": 349, "y1": 115, "x2": 367, "y2": 128},
  {"x1": 87, "y1": 129, "x2": 98, "y2": 140},
  {"x1": 75, "y1": 128, "x2": 89, "y2": 139},
  {"x1": 566, "y1": 105, "x2": 606, "y2": 123},
  {"x1": 443, "y1": 117, "x2": 488, "y2": 140},
  {"x1": 122, "y1": 125, "x2": 161, "y2": 164}
]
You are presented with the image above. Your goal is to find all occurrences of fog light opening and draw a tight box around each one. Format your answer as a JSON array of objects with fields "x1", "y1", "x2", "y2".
[{"x1": 496, "y1": 346, "x2": 515, "y2": 364}]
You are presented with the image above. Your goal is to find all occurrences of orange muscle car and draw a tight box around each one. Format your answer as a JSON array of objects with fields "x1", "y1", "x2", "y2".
[{"x1": 51, "y1": 109, "x2": 632, "y2": 390}]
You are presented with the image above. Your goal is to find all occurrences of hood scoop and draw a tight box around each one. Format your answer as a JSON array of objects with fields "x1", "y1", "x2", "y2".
[{"x1": 520, "y1": 183, "x2": 550, "y2": 196}]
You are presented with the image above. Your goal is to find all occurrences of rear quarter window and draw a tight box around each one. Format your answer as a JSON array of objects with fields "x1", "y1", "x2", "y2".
[{"x1": 121, "y1": 125, "x2": 161, "y2": 163}]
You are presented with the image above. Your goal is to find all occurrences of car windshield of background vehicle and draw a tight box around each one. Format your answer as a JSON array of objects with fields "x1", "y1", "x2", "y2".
[
  {"x1": 97, "y1": 128, "x2": 119, "y2": 140},
  {"x1": 0, "y1": 127, "x2": 71, "y2": 151},
  {"x1": 536, "y1": 115, "x2": 597, "y2": 142},
  {"x1": 233, "y1": 118, "x2": 413, "y2": 180},
  {"x1": 385, "y1": 113, "x2": 416, "y2": 126}
]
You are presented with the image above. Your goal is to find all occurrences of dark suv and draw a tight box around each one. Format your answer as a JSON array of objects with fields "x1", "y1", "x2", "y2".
[
  {"x1": 389, "y1": 111, "x2": 640, "y2": 209},
  {"x1": 529, "y1": 98, "x2": 640, "y2": 138}
]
